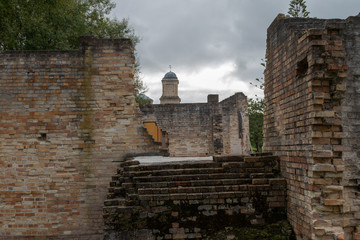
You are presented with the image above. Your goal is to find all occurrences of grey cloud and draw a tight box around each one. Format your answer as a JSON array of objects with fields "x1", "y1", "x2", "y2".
[{"x1": 114, "y1": 0, "x2": 360, "y2": 102}]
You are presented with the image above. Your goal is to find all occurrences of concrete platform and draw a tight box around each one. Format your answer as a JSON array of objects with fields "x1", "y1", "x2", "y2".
[{"x1": 134, "y1": 156, "x2": 213, "y2": 164}]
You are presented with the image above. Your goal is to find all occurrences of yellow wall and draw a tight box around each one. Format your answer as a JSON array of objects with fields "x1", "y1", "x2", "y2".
[{"x1": 144, "y1": 122, "x2": 161, "y2": 142}]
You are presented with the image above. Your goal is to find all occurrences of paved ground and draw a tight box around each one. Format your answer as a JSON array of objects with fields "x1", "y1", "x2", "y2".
[{"x1": 134, "y1": 156, "x2": 213, "y2": 164}]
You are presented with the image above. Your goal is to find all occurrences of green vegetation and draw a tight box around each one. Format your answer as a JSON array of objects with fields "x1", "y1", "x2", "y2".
[
  {"x1": 0, "y1": 0, "x2": 139, "y2": 50},
  {"x1": 205, "y1": 220, "x2": 295, "y2": 240},
  {"x1": 247, "y1": 0, "x2": 311, "y2": 152},
  {"x1": 0, "y1": 0, "x2": 146, "y2": 100},
  {"x1": 248, "y1": 59, "x2": 266, "y2": 152},
  {"x1": 288, "y1": 0, "x2": 310, "y2": 18},
  {"x1": 247, "y1": 97, "x2": 265, "y2": 152}
]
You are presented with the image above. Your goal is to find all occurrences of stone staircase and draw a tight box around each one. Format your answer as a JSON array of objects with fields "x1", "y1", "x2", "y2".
[{"x1": 103, "y1": 154, "x2": 286, "y2": 240}]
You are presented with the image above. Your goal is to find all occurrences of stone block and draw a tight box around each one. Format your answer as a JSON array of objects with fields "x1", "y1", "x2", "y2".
[
  {"x1": 312, "y1": 164, "x2": 336, "y2": 172},
  {"x1": 324, "y1": 199, "x2": 345, "y2": 206}
]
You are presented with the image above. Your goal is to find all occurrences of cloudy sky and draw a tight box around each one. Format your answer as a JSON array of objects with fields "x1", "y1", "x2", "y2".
[{"x1": 113, "y1": 0, "x2": 359, "y2": 103}]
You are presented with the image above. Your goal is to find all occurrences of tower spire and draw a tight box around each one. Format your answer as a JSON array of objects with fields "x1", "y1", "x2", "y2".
[{"x1": 160, "y1": 70, "x2": 181, "y2": 104}]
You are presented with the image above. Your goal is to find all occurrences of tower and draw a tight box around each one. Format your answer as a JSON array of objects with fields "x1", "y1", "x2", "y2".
[{"x1": 160, "y1": 71, "x2": 181, "y2": 104}]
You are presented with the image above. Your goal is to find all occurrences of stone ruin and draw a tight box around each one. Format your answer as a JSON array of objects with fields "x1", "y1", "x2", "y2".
[
  {"x1": 0, "y1": 13, "x2": 359, "y2": 240},
  {"x1": 140, "y1": 92, "x2": 251, "y2": 157},
  {"x1": 264, "y1": 14, "x2": 360, "y2": 239}
]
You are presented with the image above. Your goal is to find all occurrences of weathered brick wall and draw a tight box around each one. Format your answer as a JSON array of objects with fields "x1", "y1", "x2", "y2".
[
  {"x1": 140, "y1": 93, "x2": 250, "y2": 157},
  {"x1": 264, "y1": 14, "x2": 360, "y2": 240},
  {"x1": 141, "y1": 103, "x2": 214, "y2": 157},
  {"x1": 220, "y1": 93, "x2": 250, "y2": 155},
  {"x1": 0, "y1": 36, "x2": 158, "y2": 239},
  {"x1": 104, "y1": 155, "x2": 287, "y2": 239},
  {"x1": 342, "y1": 15, "x2": 360, "y2": 240}
]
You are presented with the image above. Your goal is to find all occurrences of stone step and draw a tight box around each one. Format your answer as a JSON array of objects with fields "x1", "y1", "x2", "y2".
[
  {"x1": 103, "y1": 205, "x2": 133, "y2": 215},
  {"x1": 244, "y1": 156, "x2": 279, "y2": 165},
  {"x1": 114, "y1": 169, "x2": 271, "y2": 185},
  {"x1": 107, "y1": 184, "x2": 136, "y2": 199},
  {"x1": 133, "y1": 191, "x2": 253, "y2": 201},
  {"x1": 118, "y1": 160, "x2": 140, "y2": 168},
  {"x1": 134, "y1": 178, "x2": 253, "y2": 189},
  {"x1": 109, "y1": 181, "x2": 118, "y2": 187},
  {"x1": 131, "y1": 173, "x2": 251, "y2": 183},
  {"x1": 104, "y1": 198, "x2": 126, "y2": 206},
  {"x1": 124, "y1": 161, "x2": 220, "y2": 172},
  {"x1": 123, "y1": 167, "x2": 228, "y2": 177},
  {"x1": 213, "y1": 155, "x2": 245, "y2": 162},
  {"x1": 123, "y1": 161, "x2": 264, "y2": 178},
  {"x1": 250, "y1": 173, "x2": 275, "y2": 178},
  {"x1": 122, "y1": 161, "x2": 275, "y2": 178},
  {"x1": 137, "y1": 185, "x2": 250, "y2": 195},
  {"x1": 250, "y1": 152, "x2": 273, "y2": 157},
  {"x1": 110, "y1": 176, "x2": 275, "y2": 197},
  {"x1": 111, "y1": 174, "x2": 122, "y2": 182}
]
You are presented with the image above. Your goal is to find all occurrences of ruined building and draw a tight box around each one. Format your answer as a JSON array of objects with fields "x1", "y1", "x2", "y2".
[
  {"x1": 141, "y1": 72, "x2": 251, "y2": 156},
  {"x1": 0, "y1": 36, "x2": 251, "y2": 239},
  {"x1": 0, "y1": 13, "x2": 359, "y2": 240},
  {"x1": 264, "y1": 14, "x2": 360, "y2": 240}
]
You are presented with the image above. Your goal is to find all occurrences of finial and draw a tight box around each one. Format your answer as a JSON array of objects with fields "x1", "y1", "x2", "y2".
[{"x1": 169, "y1": 65, "x2": 172, "y2": 72}]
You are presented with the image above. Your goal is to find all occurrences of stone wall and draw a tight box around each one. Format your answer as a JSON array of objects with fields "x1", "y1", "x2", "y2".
[
  {"x1": 140, "y1": 93, "x2": 251, "y2": 157},
  {"x1": 0, "y1": 36, "x2": 158, "y2": 239},
  {"x1": 264, "y1": 14, "x2": 360, "y2": 240},
  {"x1": 103, "y1": 155, "x2": 287, "y2": 239}
]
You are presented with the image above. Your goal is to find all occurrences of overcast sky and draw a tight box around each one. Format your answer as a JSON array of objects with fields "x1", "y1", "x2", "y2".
[{"x1": 113, "y1": 0, "x2": 359, "y2": 103}]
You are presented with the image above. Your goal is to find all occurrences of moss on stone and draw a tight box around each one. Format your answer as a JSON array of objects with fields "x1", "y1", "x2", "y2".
[{"x1": 204, "y1": 220, "x2": 296, "y2": 240}]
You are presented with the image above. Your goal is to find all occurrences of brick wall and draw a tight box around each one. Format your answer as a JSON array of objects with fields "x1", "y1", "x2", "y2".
[
  {"x1": 342, "y1": 15, "x2": 360, "y2": 240},
  {"x1": 140, "y1": 93, "x2": 250, "y2": 157},
  {"x1": 0, "y1": 36, "x2": 158, "y2": 239},
  {"x1": 264, "y1": 14, "x2": 360, "y2": 240}
]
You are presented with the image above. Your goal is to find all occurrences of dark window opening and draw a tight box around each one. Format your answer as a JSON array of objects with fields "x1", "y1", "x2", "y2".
[
  {"x1": 238, "y1": 111, "x2": 243, "y2": 139},
  {"x1": 39, "y1": 133, "x2": 47, "y2": 141},
  {"x1": 297, "y1": 57, "x2": 308, "y2": 77}
]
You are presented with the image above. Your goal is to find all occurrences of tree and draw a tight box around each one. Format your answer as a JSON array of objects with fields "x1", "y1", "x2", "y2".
[
  {"x1": 0, "y1": 0, "x2": 146, "y2": 100},
  {"x1": 134, "y1": 70, "x2": 151, "y2": 105},
  {"x1": 247, "y1": 97, "x2": 265, "y2": 153},
  {"x1": 248, "y1": 59, "x2": 266, "y2": 152},
  {"x1": 288, "y1": 0, "x2": 310, "y2": 18},
  {"x1": 0, "y1": 0, "x2": 139, "y2": 50}
]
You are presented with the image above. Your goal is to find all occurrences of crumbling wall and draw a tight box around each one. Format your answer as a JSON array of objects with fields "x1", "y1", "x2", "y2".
[
  {"x1": 342, "y1": 15, "x2": 360, "y2": 240},
  {"x1": 140, "y1": 93, "x2": 250, "y2": 157},
  {"x1": 0, "y1": 36, "x2": 157, "y2": 238},
  {"x1": 220, "y1": 93, "x2": 250, "y2": 155},
  {"x1": 264, "y1": 14, "x2": 360, "y2": 240}
]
